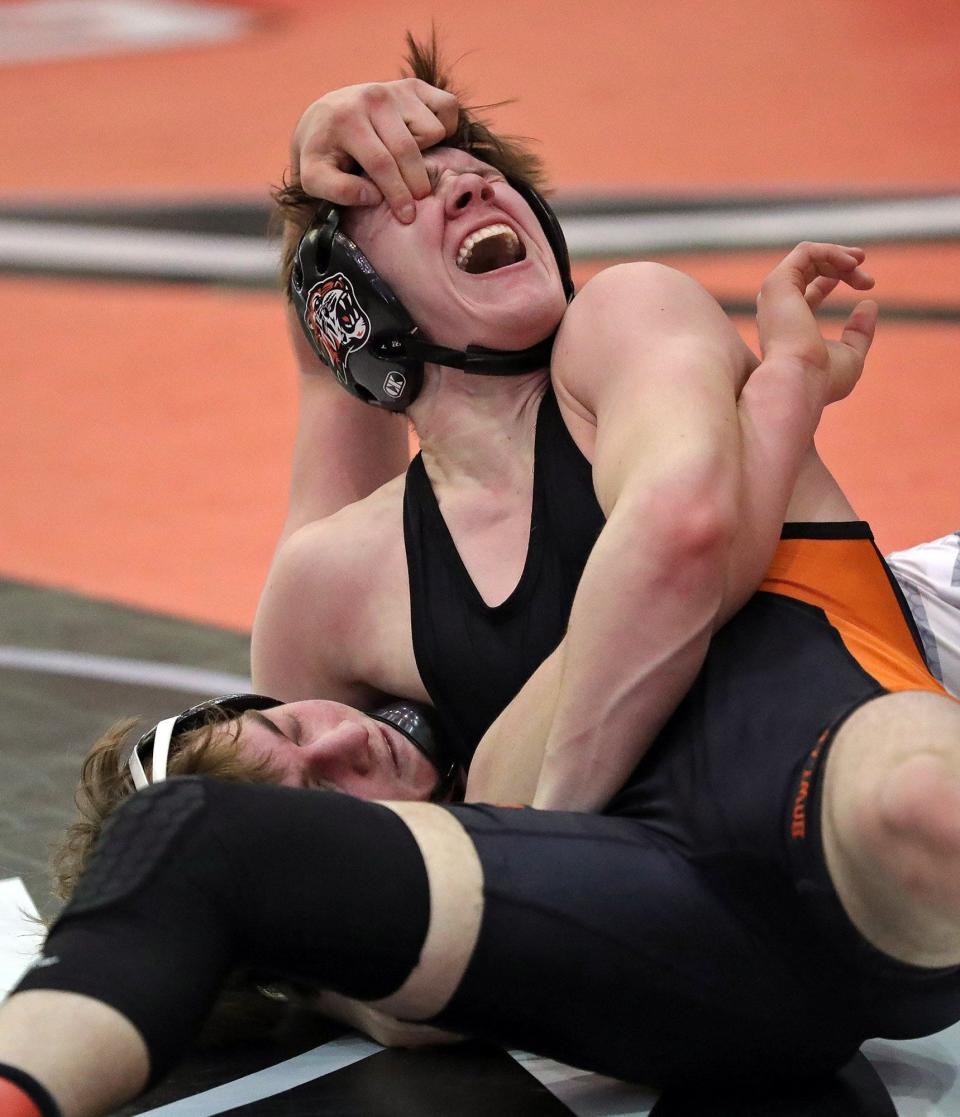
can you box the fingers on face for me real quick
[304,115,408,214]
[367,81,459,217]
[295,80,459,220]
[413,79,460,137]
[299,156,380,207]
[370,106,435,208]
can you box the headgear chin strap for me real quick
[128,694,459,797]
[290,177,574,411]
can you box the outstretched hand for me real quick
[757,242,879,404]
[291,78,460,222]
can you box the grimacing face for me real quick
[230,699,440,802]
[341,147,568,357]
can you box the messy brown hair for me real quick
[273,29,549,295]
[52,710,282,902]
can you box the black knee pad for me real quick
[17,779,431,1085]
[66,778,208,918]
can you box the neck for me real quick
[409,365,549,490]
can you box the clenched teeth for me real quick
[456,223,525,273]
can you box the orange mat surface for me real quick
[1,1,957,629]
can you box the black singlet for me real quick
[404,387,605,768]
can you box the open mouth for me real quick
[456,223,527,274]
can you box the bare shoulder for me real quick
[275,475,403,571]
[314,472,406,551]
[553,262,756,412]
[251,476,406,702]
[558,263,730,345]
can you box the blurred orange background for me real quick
[1,0,957,630]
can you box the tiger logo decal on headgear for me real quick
[305,273,371,383]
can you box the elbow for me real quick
[663,501,733,592]
[618,463,737,587]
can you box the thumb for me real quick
[840,299,879,362]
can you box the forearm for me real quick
[532,469,732,811]
[720,240,876,595]
[279,308,409,541]
[307,991,463,1048]
[466,645,565,804]
[719,356,830,613]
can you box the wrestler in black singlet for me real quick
[404,386,605,768]
[16,398,960,1096]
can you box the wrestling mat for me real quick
[1,580,959,1116]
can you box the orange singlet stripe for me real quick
[0,1080,45,1117]
[760,536,950,698]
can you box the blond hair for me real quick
[49,711,292,1043]
[52,710,282,903]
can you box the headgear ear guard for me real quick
[128,693,459,797]
[366,699,461,797]
[290,178,574,411]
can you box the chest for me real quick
[434,489,536,609]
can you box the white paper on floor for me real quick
[0,877,42,998]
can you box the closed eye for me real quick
[284,712,303,746]
[425,164,504,193]
[245,710,287,740]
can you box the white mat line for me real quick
[0,646,250,695]
[137,1035,383,1116]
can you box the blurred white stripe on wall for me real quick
[0,0,251,65]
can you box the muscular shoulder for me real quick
[565,262,728,336]
[251,475,406,702]
[277,475,402,576]
[552,262,755,416]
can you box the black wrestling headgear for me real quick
[128,693,280,790]
[128,693,458,796]
[366,699,459,795]
[290,179,574,411]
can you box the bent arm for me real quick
[472,249,874,811]
[534,263,748,810]
[470,264,748,806]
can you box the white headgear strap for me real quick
[129,715,179,790]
